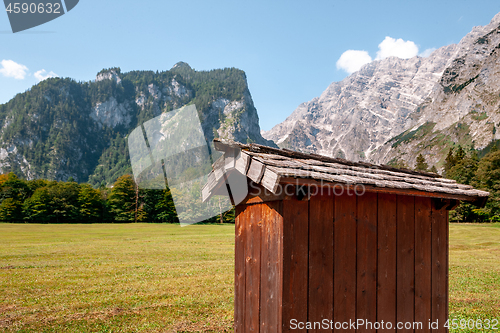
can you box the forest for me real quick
[411,144,500,222]
[0,172,234,223]
[2,142,500,223]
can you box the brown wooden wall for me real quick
[234,191,449,333]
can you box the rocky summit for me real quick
[263,12,500,170]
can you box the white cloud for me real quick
[336,50,373,74]
[34,69,58,82]
[419,48,437,58]
[375,36,419,60]
[336,37,430,74]
[0,59,29,80]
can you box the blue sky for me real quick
[1,0,500,131]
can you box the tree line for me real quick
[416,145,500,222]
[0,173,234,223]
[4,143,500,223]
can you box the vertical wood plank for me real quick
[235,205,247,333]
[282,197,309,332]
[397,195,415,333]
[377,193,397,333]
[245,204,262,332]
[415,197,432,333]
[446,211,449,331]
[431,203,448,333]
[260,201,283,333]
[309,192,334,333]
[357,192,377,333]
[334,193,357,333]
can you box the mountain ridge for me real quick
[263,11,500,169]
[0,63,274,184]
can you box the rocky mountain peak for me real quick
[96,67,122,84]
[263,42,456,161]
[171,62,192,71]
[263,11,500,171]
[374,11,500,169]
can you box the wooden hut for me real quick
[203,140,489,333]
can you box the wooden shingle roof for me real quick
[202,139,489,206]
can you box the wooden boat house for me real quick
[203,139,489,333]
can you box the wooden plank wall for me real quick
[235,192,449,333]
[235,201,284,333]
[309,192,334,333]
[282,198,309,332]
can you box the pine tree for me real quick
[455,145,466,161]
[78,184,103,221]
[444,148,456,175]
[415,154,428,172]
[108,175,136,221]
[429,165,438,174]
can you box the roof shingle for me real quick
[202,139,489,206]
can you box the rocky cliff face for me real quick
[373,12,500,168]
[264,12,500,169]
[263,45,456,161]
[0,63,273,184]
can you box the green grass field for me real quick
[0,223,499,332]
[448,223,500,332]
[0,224,235,332]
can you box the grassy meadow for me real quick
[0,224,235,332]
[0,223,499,332]
[448,223,500,332]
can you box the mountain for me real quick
[263,12,500,169]
[263,45,456,160]
[374,13,500,168]
[0,63,274,185]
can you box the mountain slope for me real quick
[374,12,500,168]
[263,45,455,161]
[0,63,274,184]
[263,12,500,168]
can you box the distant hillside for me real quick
[0,63,274,185]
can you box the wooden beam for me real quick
[261,166,281,193]
[282,198,309,332]
[240,182,287,205]
[235,151,251,175]
[377,193,397,333]
[260,201,283,333]
[356,192,377,333]
[308,192,334,332]
[396,195,415,333]
[234,206,247,332]
[414,196,432,333]
[247,159,265,183]
[278,177,486,206]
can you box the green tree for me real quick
[155,188,178,223]
[47,182,80,223]
[455,145,466,161]
[447,155,478,186]
[0,198,22,221]
[78,184,104,221]
[472,150,500,221]
[108,175,136,221]
[444,148,456,175]
[415,154,428,172]
[446,151,481,222]
[0,173,30,221]
[23,187,51,223]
